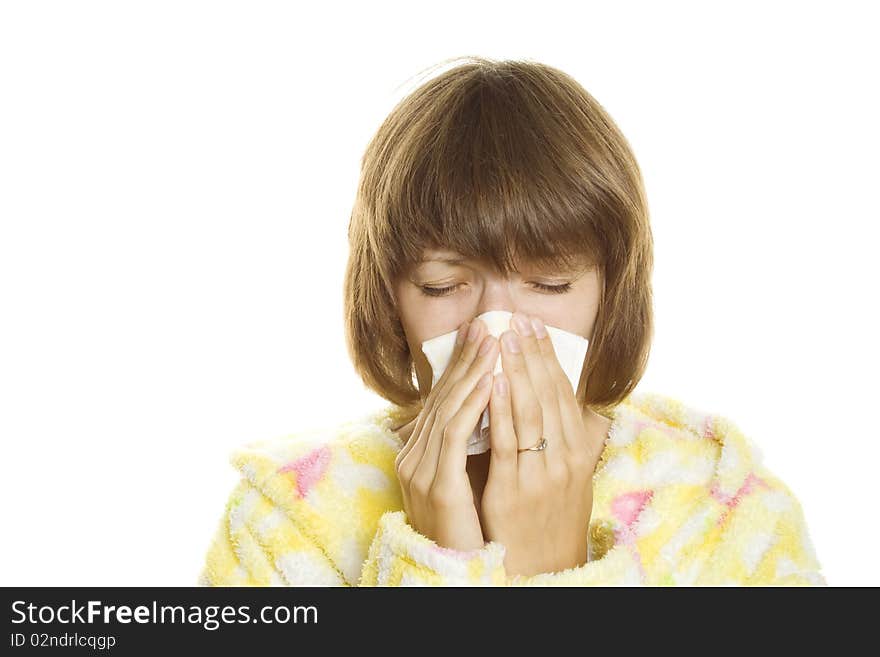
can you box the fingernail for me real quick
[467,320,482,342]
[512,312,532,336]
[479,335,495,356]
[494,373,508,396]
[502,331,521,353]
[530,316,547,339]
[456,321,469,345]
[478,371,492,388]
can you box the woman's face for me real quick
[393,248,603,399]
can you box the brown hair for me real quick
[343,56,653,420]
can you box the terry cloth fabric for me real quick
[197,389,827,586]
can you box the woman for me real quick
[198,56,826,586]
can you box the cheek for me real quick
[526,304,595,339]
[405,319,461,351]
[396,315,451,368]
[400,301,468,346]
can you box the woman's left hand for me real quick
[481,313,605,578]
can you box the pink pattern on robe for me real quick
[612,489,654,528]
[610,489,653,583]
[711,471,771,526]
[278,446,332,498]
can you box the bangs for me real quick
[371,62,620,280]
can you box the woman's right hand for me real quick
[393,317,500,551]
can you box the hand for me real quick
[481,313,604,577]
[394,317,500,552]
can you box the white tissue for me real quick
[420,309,590,455]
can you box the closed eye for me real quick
[419,282,572,297]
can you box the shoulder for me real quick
[600,388,769,497]
[595,389,823,584]
[228,404,409,495]
[595,388,794,546]
[222,403,411,583]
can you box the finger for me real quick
[486,372,517,490]
[395,413,429,490]
[435,368,495,485]
[418,333,500,487]
[511,313,568,463]
[400,318,481,469]
[499,326,544,457]
[530,315,591,456]
[427,317,486,403]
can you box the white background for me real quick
[1,1,877,586]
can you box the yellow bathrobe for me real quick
[198,389,826,586]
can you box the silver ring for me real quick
[518,437,547,453]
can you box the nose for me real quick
[474,276,518,318]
